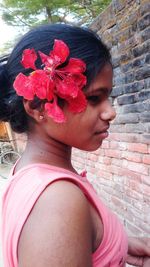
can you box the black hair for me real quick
[0,23,111,133]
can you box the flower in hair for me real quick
[13,39,87,123]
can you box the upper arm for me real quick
[18,180,93,267]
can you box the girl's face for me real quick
[43,63,116,151]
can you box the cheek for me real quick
[84,106,99,127]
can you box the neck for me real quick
[20,131,75,172]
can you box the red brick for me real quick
[98,190,111,203]
[73,161,84,169]
[132,199,144,210]
[123,161,149,175]
[97,170,113,179]
[118,142,127,151]
[93,148,101,155]
[94,162,106,171]
[128,180,141,192]
[107,133,122,141]
[140,135,150,145]
[126,222,144,235]
[109,141,118,149]
[101,140,109,149]
[86,160,95,167]
[104,149,121,158]
[107,164,123,176]
[141,175,150,186]
[122,151,142,163]
[88,167,97,174]
[97,178,112,188]
[142,205,150,216]
[112,188,123,200]
[111,196,125,210]
[135,221,150,234]
[103,157,112,165]
[143,194,150,204]
[114,182,125,193]
[72,148,80,156]
[142,155,150,164]
[97,149,105,156]
[111,158,122,167]
[96,156,104,163]
[123,195,132,205]
[128,143,148,153]
[109,141,127,150]
[88,154,98,161]
[103,186,114,196]
[126,205,143,220]
[142,184,150,196]
[121,168,142,180]
[124,187,143,201]
[108,133,141,143]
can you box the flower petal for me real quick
[13,73,34,100]
[50,39,69,65]
[45,98,66,123]
[21,48,37,70]
[47,78,55,101]
[70,73,87,89]
[56,76,79,99]
[30,70,54,101]
[60,58,86,73]
[38,51,55,70]
[68,90,87,113]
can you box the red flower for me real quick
[55,76,79,99]
[60,58,86,73]
[13,73,35,100]
[68,90,87,113]
[70,73,87,89]
[13,39,87,123]
[50,39,69,66]
[45,98,66,123]
[30,70,54,101]
[38,39,69,71]
[21,48,37,70]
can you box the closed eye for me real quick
[86,95,102,105]
[86,87,112,105]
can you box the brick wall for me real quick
[72,0,150,236]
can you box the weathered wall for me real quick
[72,0,150,236]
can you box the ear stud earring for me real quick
[39,115,44,120]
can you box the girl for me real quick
[1,23,150,267]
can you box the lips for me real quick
[95,125,110,135]
[94,130,109,140]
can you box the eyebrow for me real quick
[85,87,112,96]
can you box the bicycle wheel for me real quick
[1,151,20,165]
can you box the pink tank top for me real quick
[2,164,128,267]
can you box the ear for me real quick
[23,100,45,123]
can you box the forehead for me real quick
[86,64,113,93]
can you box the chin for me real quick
[83,141,103,152]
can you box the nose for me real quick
[100,100,116,122]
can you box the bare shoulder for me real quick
[18,180,93,267]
